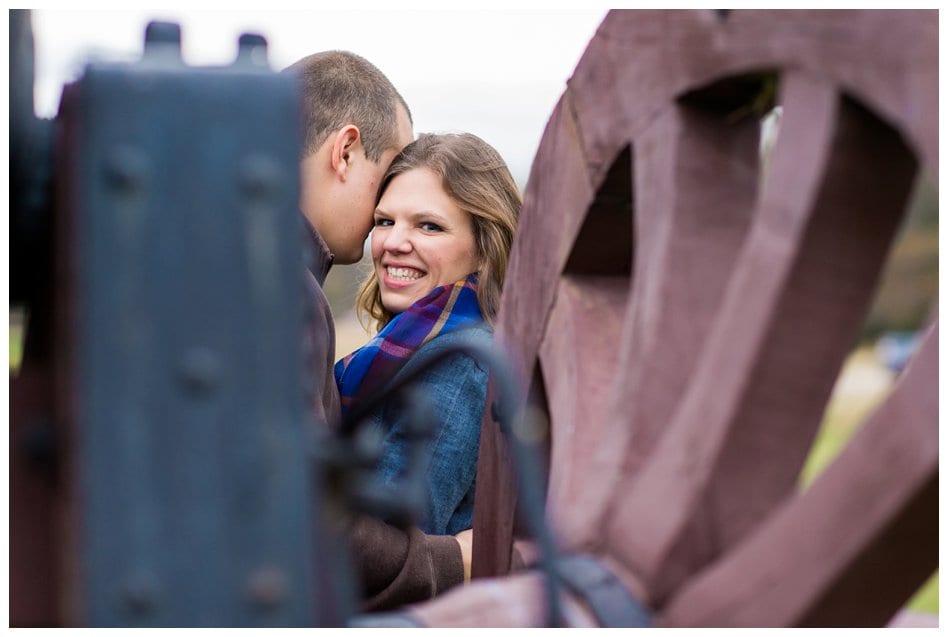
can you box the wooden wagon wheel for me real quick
[406,10,937,627]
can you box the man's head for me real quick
[287,51,414,264]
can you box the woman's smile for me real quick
[384,265,426,283]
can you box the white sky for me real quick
[29,8,616,186]
[30,5,936,184]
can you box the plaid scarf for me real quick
[334,274,483,420]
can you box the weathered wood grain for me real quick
[606,71,918,604]
[569,93,761,552]
[541,275,628,546]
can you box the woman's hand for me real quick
[455,528,474,582]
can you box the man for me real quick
[285,51,472,612]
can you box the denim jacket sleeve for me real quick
[369,326,491,535]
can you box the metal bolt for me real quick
[120,574,159,617]
[491,400,501,423]
[144,21,182,61]
[240,155,281,202]
[236,33,269,68]
[246,566,287,610]
[22,418,55,464]
[105,147,148,195]
[178,347,221,396]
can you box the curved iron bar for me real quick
[345,386,439,527]
[338,336,563,627]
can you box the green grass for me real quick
[908,573,939,614]
[9,310,25,374]
[799,391,884,486]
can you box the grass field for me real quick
[9,309,25,374]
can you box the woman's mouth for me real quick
[385,266,425,282]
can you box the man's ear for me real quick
[330,125,361,181]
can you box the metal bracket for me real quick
[555,555,651,627]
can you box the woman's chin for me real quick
[381,292,413,315]
[380,278,431,313]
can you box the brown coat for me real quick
[304,222,464,613]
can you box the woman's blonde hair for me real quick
[356,133,521,332]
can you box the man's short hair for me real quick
[286,50,412,163]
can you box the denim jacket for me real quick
[367,325,491,535]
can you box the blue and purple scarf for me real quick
[334,274,483,419]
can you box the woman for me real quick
[334,133,520,536]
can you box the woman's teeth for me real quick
[387,266,423,281]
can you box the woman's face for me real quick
[372,167,479,314]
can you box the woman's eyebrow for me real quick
[410,209,450,223]
[373,208,452,223]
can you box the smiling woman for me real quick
[372,167,480,315]
[356,133,521,331]
[334,133,520,541]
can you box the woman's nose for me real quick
[381,224,412,253]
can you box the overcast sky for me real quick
[30,8,615,186]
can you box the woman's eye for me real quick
[374,218,393,227]
[420,222,443,232]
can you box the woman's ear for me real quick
[330,125,361,180]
